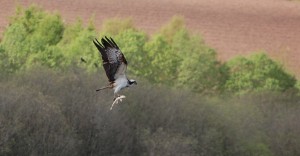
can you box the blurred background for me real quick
[1,0,300,155]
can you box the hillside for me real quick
[1,0,300,76]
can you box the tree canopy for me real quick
[0,5,297,95]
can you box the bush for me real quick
[1,5,64,71]
[144,34,175,84]
[176,34,227,94]
[58,20,97,70]
[1,67,300,155]
[225,53,296,94]
[143,17,227,93]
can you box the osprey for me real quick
[93,37,137,109]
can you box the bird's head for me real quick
[128,79,137,86]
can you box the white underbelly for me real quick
[113,75,128,94]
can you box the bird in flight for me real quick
[93,37,137,109]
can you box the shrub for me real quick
[143,16,227,93]
[176,34,227,94]
[58,20,97,70]
[1,5,64,71]
[1,66,300,155]
[225,53,296,94]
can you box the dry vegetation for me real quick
[1,67,300,155]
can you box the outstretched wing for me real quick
[93,36,127,82]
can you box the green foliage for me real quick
[144,16,186,85]
[0,5,298,97]
[225,53,296,94]
[144,34,175,84]
[0,5,99,72]
[25,45,64,69]
[59,20,97,70]
[143,17,227,92]
[1,17,29,72]
[0,45,8,77]
[114,29,148,76]
[1,5,64,71]
[159,15,185,43]
[176,34,227,94]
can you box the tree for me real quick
[225,53,296,94]
[1,5,64,71]
[58,20,97,70]
[159,15,185,44]
[144,34,177,84]
[172,28,227,94]
[114,29,148,76]
[176,43,227,94]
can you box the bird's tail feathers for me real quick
[96,85,112,91]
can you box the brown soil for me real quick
[1,0,300,77]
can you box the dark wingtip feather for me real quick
[105,36,116,48]
[95,38,103,47]
[93,38,109,62]
[101,36,119,49]
[93,40,102,52]
[110,37,120,49]
[101,37,112,48]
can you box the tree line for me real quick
[0,5,297,95]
